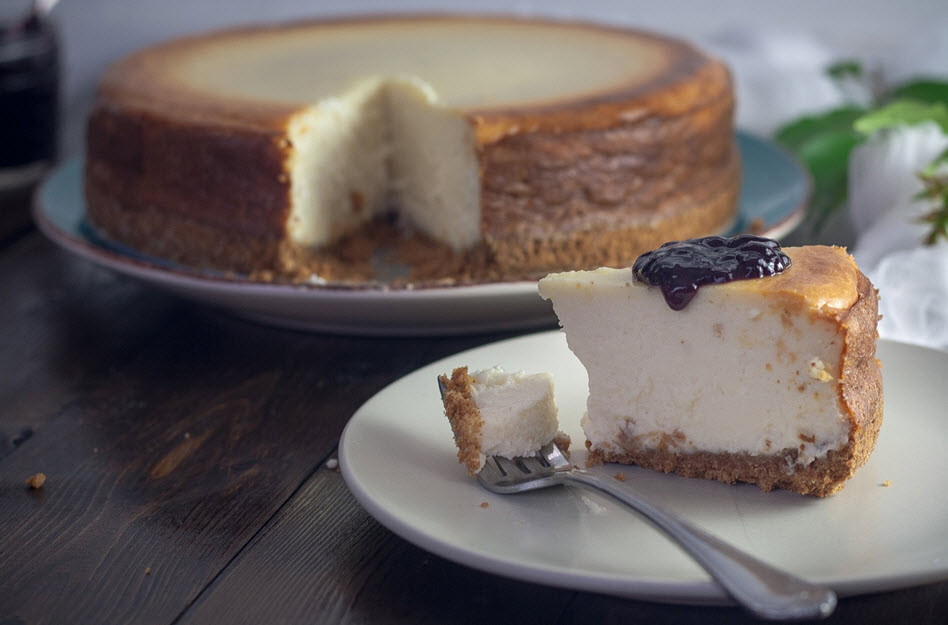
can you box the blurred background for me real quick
[44,0,945,157]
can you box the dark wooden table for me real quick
[0,189,945,625]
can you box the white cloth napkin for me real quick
[849,124,948,351]
[703,29,948,351]
[701,29,867,138]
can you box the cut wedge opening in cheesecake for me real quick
[285,77,481,252]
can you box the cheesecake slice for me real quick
[538,238,883,496]
[85,15,739,283]
[440,366,570,476]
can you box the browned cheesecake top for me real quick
[94,14,731,142]
[726,246,861,315]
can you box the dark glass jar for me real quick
[0,10,60,190]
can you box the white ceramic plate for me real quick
[340,333,948,603]
[34,132,806,336]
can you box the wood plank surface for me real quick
[0,233,509,625]
[0,318,334,623]
[0,236,180,461]
[180,461,573,624]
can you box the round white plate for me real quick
[340,332,948,603]
[34,132,807,336]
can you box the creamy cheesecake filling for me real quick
[285,77,480,250]
[385,78,480,250]
[286,79,390,246]
[539,266,852,467]
[468,367,560,464]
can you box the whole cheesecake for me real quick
[85,15,740,284]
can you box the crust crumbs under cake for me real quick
[538,241,883,497]
[84,15,739,285]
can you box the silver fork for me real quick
[439,367,836,620]
[476,443,836,620]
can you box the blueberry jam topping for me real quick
[632,235,791,311]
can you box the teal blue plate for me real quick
[33,132,808,335]
[733,131,809,238]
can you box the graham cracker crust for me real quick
[439,367,485,476]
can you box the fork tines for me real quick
[484,442,567,477]
[489,453,548,477]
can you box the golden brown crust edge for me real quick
[96,14,731,139]
[479,86,739,277]
[835,268,884,488]
[439,367,485,476]
[484,151,739,277]
[588,264,883,497]
[84,103,739,281]
[84,102,294,236]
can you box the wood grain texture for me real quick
[0,232,512,625]
[179,461,573,625]
[0,316,494,624]
[0,234,180,461]
[0,321,327,624]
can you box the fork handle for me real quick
[560,471,837,621]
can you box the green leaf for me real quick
[775,107,870,233]
[794,130,866,229]
[774,73,948,238]
[827,59,864,81]
[775,106,866,151]
[887,79,948,105]
[853,99,948,135]
[797,130,865,179]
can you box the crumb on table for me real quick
[25,473,46,489]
